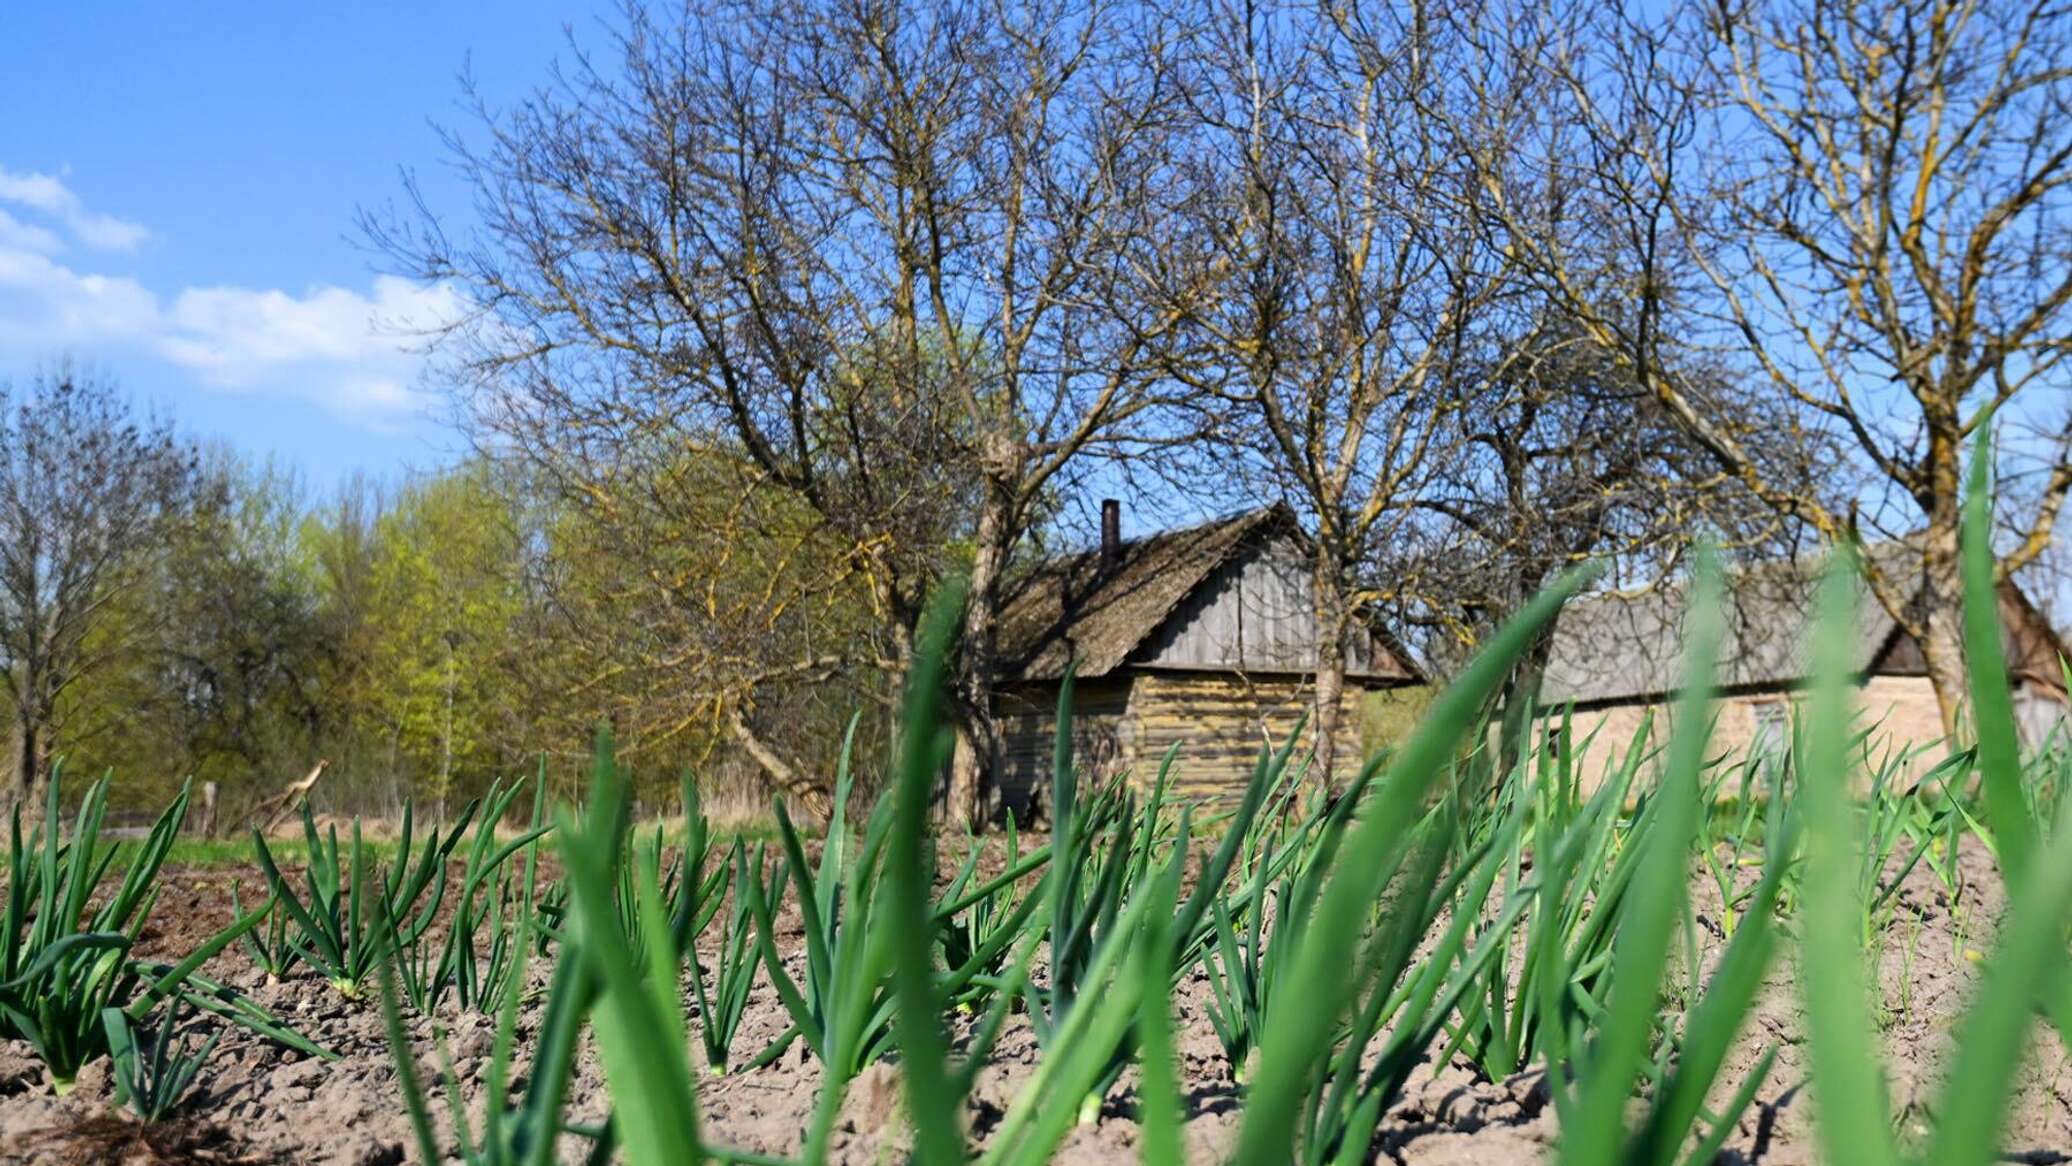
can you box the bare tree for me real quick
[1403,339,1669,642]
[1485,0,2072,734]
[368,0,1202,822]
[0,365,197,810]
[1387,320,1805,720]
[1163,0,1527,778]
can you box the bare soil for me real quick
[4,837,2068,1165]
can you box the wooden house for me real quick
[988,502,1422,813]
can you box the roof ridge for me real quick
[1040,501,1286,563]
[1562,537,1926,613]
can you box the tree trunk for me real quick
[725,706,833,821]
[877,580,920,770]
[946,731,986,828]
[945,486,1011,829]
[11,702,46,813]
[1494,636,1556,787]
[1311,547,1351,788]
[1914,526,1973,745]
[3,718,24,815]
[1493,567,1557,787]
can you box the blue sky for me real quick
[0,2,609,488]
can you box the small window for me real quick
[1749,700,1789,759]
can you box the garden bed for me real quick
[6,833,2065,1166]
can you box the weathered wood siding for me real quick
[1132,542,1400,679]
[993,675,1135,815]
[994,669,1378,811]
[1127,671,1365,802]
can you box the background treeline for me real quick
[2,368,897,819]
[7,0,2072,820]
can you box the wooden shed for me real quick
[1534,543,2072,790]
[989,503,1422,812]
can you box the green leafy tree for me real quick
[360,466,529,816]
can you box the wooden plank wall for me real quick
[1135,541,1398,678]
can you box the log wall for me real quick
[993,675,1135,816]
[993,668,1395,817]
[1126,670,1364,802]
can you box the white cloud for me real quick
[0,248,159,350]
[157,276,466,413]
[0,168,149,252]
[0,208,64,256]
[162,277,462,370]
[0,166,460,422]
